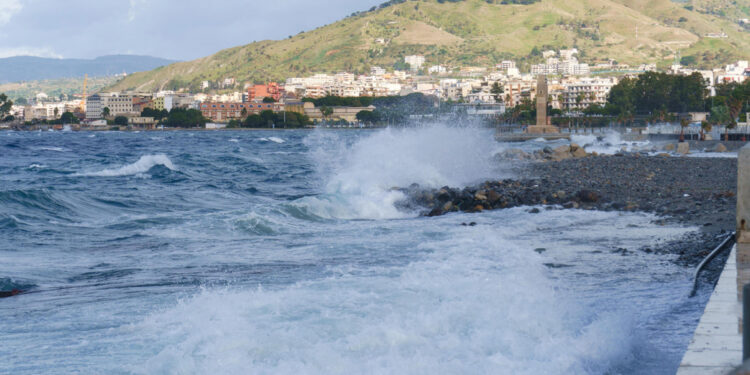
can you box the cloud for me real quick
[0,0,23,25]
[128,0,148,22]
[0,46,62,59]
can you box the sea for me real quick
[0,126,716,374]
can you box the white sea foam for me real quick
[268,137,285,143]
[36,146,68,152]
[78,155,176,177]
[228,138,239,143]
[126,209,690,374]
[569,132,652,155]
[27,164,46,170]
[294,125,502,220]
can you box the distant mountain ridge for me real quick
[0,55,176,84]
[108,0,750,92]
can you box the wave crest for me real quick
[295,125,502,220]
[79,155,177,177]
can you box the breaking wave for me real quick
[292,125,502,220]
[78,155,177,177]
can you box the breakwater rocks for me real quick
[500,143,590,162]
[403,155,737,234]
[400,155,737,268]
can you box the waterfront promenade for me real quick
[678,144,750,374]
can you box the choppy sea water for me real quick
[0,127,712,374]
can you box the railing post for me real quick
[745,283,750,361]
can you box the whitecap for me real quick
[77,155,176,177]
[268,137,285,144]
[36,146,68,152]
[229,139,239,143]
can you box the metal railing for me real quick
[689,232,735,297]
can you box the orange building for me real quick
[199,101,280,122]
[247,82,282,102]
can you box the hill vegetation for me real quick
[108,0,750,92]
[0,76,120,102]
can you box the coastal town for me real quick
[4,49,750,130]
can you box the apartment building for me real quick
[199,101,279,122]
[561,77,618,111]
[86,94,103,120]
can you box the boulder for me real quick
[551,151,572,162]
[487,190,501,204]
[572,147,587,158]
[657,153,671,157]
[474,191,488,201]
[676,142,689,155]
[554,145,571,154]
[664,143,676,151]
[502,148,529,160]
[442,202,454,212]
[714,143,728,153]
[576,190,600,203]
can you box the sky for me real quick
[0,0,383,60]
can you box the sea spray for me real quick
[294,125,504,219]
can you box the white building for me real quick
[86,94,103,120]
[370,66,386,76]
[531,51,590,76]
[561,77,618,111]
[103,93,135,116]
[428,65,447,74]
[405,55,425,71]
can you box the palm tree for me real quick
[491,82,504,103]
[679,118,689,142]
[102,107,111,118]
[700,120,712,141]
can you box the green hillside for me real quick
[108,0,750,92]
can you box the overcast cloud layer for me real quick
[0,0,382,60]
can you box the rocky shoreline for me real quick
[400,153,738,278]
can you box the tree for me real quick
[356,110,380,123]
[0,93,13,119]
[244,114,264,128]
[102,107,111,118]
[60,111,79,124]
[700,120,712,141]
[53,107,59,119]
[679,118,689,142]
[260,110,275,127]
[710,105,731,140]
[490,82,504,103]
[320,106,334,120]
[163,108,207,128]
[114,116,128,126]
[240,108,248,118]
[262,97,276,103]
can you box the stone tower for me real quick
[525,75,559,135]
[536,75,548,126]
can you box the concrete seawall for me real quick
[678,144,750,374]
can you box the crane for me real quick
[79,74,88,113]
